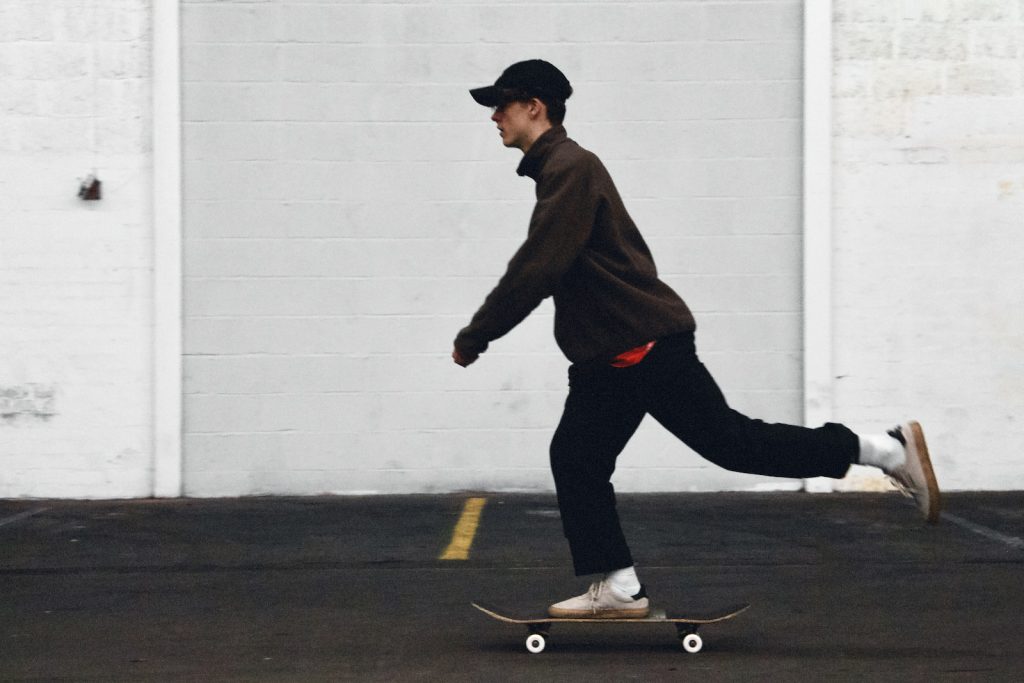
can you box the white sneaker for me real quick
[885,421,941,524]
[548,580,650,619]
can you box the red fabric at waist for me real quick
[610,341,656,368]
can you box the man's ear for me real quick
[529,97,548,121]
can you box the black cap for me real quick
[469,60,573,108]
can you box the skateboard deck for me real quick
[472,601,750,653]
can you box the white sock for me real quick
[857,433,905,472]
[605,566,641,597]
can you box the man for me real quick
[452,60,941,619]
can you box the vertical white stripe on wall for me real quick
[802,0,835,493]
[152,0,183,497]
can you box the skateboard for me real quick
[472,601,750,654]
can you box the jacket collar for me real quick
[516,125,567,179]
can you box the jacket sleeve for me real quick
[454,156,599,357]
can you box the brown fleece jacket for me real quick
[454,125,696,364]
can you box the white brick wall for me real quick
[8,1,1019,498]
[832,0,1024,490]
[182,0,806,495]
[0,0,153,498]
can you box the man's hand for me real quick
[452,347,479,368]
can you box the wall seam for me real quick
[152,0,184,497]
[803,0,835,493]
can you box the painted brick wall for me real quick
[182,0,806,495]
[6,2,1022,498]
[832,0,1024,489]
[0,1,153,497]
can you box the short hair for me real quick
[498,89,568,126]
[540,95,567,125]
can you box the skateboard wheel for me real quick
[525,633,546,654]
[681,633,703,654]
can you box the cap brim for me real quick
[469,85,502,107]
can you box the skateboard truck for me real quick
[525,624,550,654]
[674,623,703,654]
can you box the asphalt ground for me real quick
[2,492,1023,681]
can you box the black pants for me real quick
[550,331,858,576]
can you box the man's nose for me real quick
[491,110,501,123]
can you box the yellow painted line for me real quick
[439,497,487,560]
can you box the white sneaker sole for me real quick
[899,420,941,524]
